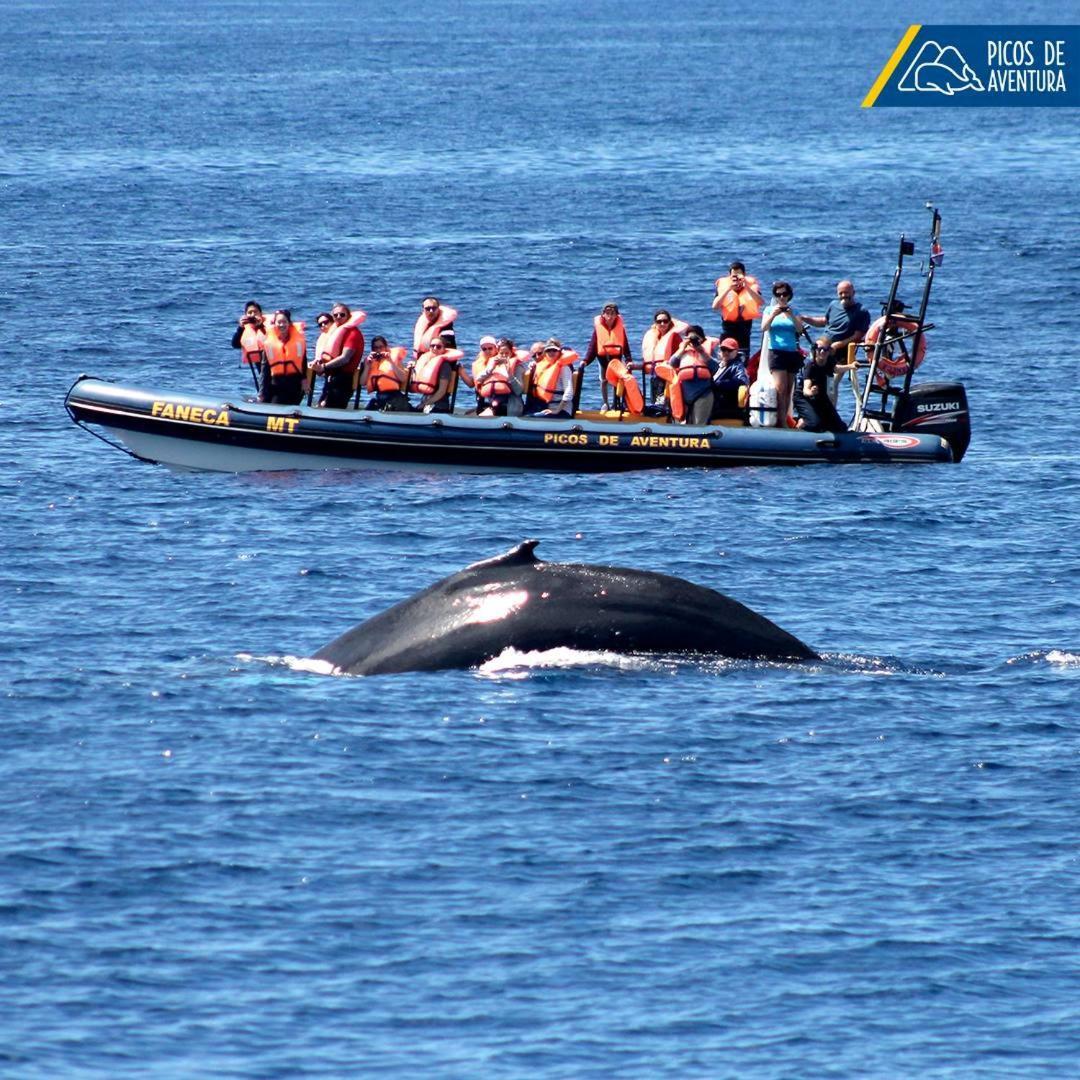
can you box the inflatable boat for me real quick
[65,375,967,472]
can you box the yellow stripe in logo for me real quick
[863,24,922,108]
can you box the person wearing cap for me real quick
[524,338,580,418]
[711,261,764,356]
[413,296,458,357]
[460,335,499,398]
[584,302,632,410]
[711,337,750,420]
[802,280,871,367]
[794,338,854,433]
[475,337,529,416]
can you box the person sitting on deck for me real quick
[584,302,632,410]
[475,337,528,416]
[711,337,750,420]
[411,333,464,413]
[523,339,579,418]
[312,303,366,408]
[655,326,716,425]
[794,338,854,433]
[261,310,307,406]
[413,296,459,356]
[361,336,411,412]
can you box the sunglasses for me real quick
[423,305,438,312]
[332,311,348,319]
[430,342,445,349]
[655,317,671,324]
[774,292,791,299]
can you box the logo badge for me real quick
[865,25,1077,106]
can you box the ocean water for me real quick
[3,0,1079,1076]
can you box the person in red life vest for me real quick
[641,309,689,404]
[524,338,580,418]
[410,333,465,413]
[711,337,750,420]
[655,326,717,425]
[312,302,366,408]
[476,337,528,416]
[360,336,411,412]
[711,261,763,358]
[231,300,269,399]
[413,296,458,357]
[261,310,307,405]
[584,302,632,409]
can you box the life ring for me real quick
[865,316,927,379]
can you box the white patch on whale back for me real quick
[463,588,530,625]
[477,646,654,678]
[238,652,340,675]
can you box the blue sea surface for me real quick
[2,0,1079,1076]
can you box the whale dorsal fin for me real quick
[464,539,541,573]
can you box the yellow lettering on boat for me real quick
[542,432,587,446]
[599,435,619,446]
[629,436,708,450]
[174,405,191,421]
[157,403,175,419]
[266,416,299,434]
[152,401,166,417]
[213,409,230,426]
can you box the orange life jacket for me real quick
[715,275,762,321]
[865,315,927,378]
[530,350,578,402]
[314,329,334,365]
[239,323,266,366]
[263,323,306,378]
[594,315,629,358]
[478,360,515,399]
[325,310,367,373]
[641,320,687,373]
[410,348,463,395]
[413,304,459,355]
[604,357,644,414]
[366,347,409,393]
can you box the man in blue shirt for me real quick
[804,280,871,366]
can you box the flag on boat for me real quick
[930,240,944,266]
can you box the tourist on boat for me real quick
[312,312,334,367]
[711,337,750,420]
[524,339,579,418]
[794,339,853,433]
[641,310,688,404]
[313,303,366,408]
[413,296,458,356]
[711,261,763,357]
[361,336,411,412]
[411,334,464,413]
[760,282,807,428]
[584,302,632,410]
[802,280,871,367]
[260,310,307,405]
[655,326,716,425]
[231,300,268,400]
[476,337,527,416]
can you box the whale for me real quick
[310,540,816,675]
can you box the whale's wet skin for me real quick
[311,540,816,675]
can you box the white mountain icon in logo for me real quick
[898,40,985,95]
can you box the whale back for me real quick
[311,540,816,675]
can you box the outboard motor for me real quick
[893,381,971,462]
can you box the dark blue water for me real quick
[3,1,1079,1075]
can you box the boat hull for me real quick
[65,377,957,473]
